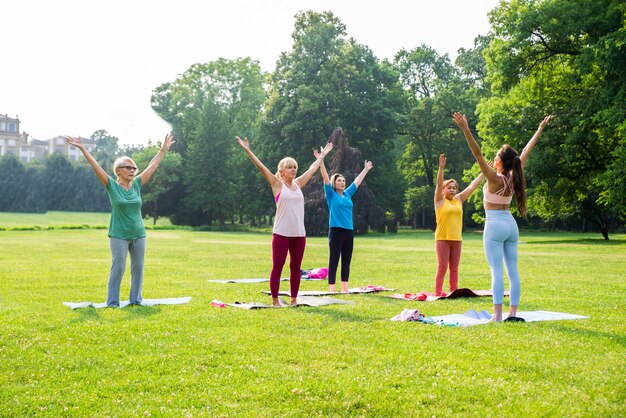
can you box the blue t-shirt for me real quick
[324,182,358,230]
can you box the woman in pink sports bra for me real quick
[236,136,333,306]
[453,112,553,322]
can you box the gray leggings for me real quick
[107,237,146,306]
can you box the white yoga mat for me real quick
[214,296,355,309]
[208,278,289,283]
[263,286,394,296]
[429,309,589,327]
[63,297,192,310]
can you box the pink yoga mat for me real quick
[391,288,509,302]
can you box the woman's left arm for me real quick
[456,173,485,203]
[353,160,373,187]
[138,133,175,186]
[520,115,553,168]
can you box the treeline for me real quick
[2,1,625,238]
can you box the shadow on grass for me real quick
[551,323,626,347]
[295,294,401,323]
[525,238,626,245]
[67,307,106,325]
[123,304,162,319]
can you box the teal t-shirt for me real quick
[106,176,146,240]
[324,182,358,230]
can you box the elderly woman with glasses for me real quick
[66,133,175,307]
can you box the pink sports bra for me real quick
[483,173,513,205]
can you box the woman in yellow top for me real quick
[433,154,484,296]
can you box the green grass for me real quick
[0,211,172,229]
[0,226,624,417]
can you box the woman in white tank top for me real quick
[236,136,333,306]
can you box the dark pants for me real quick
[327,227,354,285]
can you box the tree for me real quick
[260,11,403,229]
[481,0,626,238]
[132,146,183,225]
[394,43,487,228]
[151,58,266,226]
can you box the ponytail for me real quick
[511,155,527,217]
[499,145,527,217]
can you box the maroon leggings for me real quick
[435,240,462,293]
[270,234,306,298]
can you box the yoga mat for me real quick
[214,296,355,309]
[63,297,192,310]
[263,286,394,296]
[391,288,509,302]
[208,278,289,283]
[399,309,589,327]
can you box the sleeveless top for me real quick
[273,182,306,237]
[483,173,513,205]
[435,197,463,241]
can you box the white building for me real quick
[0,114,95,163]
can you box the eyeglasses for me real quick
[119,165,137,171]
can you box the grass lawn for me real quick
[0,226,624,416]
[0,211,171,228]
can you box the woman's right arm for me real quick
[235,136,281,195]
[452,112,499,184]
[434,153,445,206]
[66,136,108,186]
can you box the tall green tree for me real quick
[151,58,266,225]
[260,11,404,230]
[132,146,183,225]
[394,43,487,228]
[481,0,626,238]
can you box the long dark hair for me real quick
[498,144,527,216]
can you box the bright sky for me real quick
[1,0,500,146]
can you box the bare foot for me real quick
[341,283,349,293]
[272,297,281,307]
[290,297,298,306]
[329,284,336,293]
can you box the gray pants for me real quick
[107,237,146,307]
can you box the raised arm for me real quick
[456,172,485,203]
[235,136,281,195]
[434,153,446,205]
[452,112,499,184]
[138,133,175,186]
[520,115,553,168]
[314,148,330,185]
[296,142,333,188]
[353,160,373,188]
[66,136,108,186]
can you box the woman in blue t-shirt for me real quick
[317,153,373,293]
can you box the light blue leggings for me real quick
[483,210,520,305]
[107,237,146,307]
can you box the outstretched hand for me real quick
[439,153,446,167]
[162,133,175,151]
[65,136,84,149]
[539,114,554,129]
[364,160,373,171]
[320,142,333,158]
[235,136,250,150]
[452,112,470,131]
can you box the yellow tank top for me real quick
[435,197,463,241]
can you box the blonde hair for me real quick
[330,173,345,191]
[442,179,458,189]
[112,156,138,180]
[275,157,298,181]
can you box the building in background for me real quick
[0,114,95,162]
